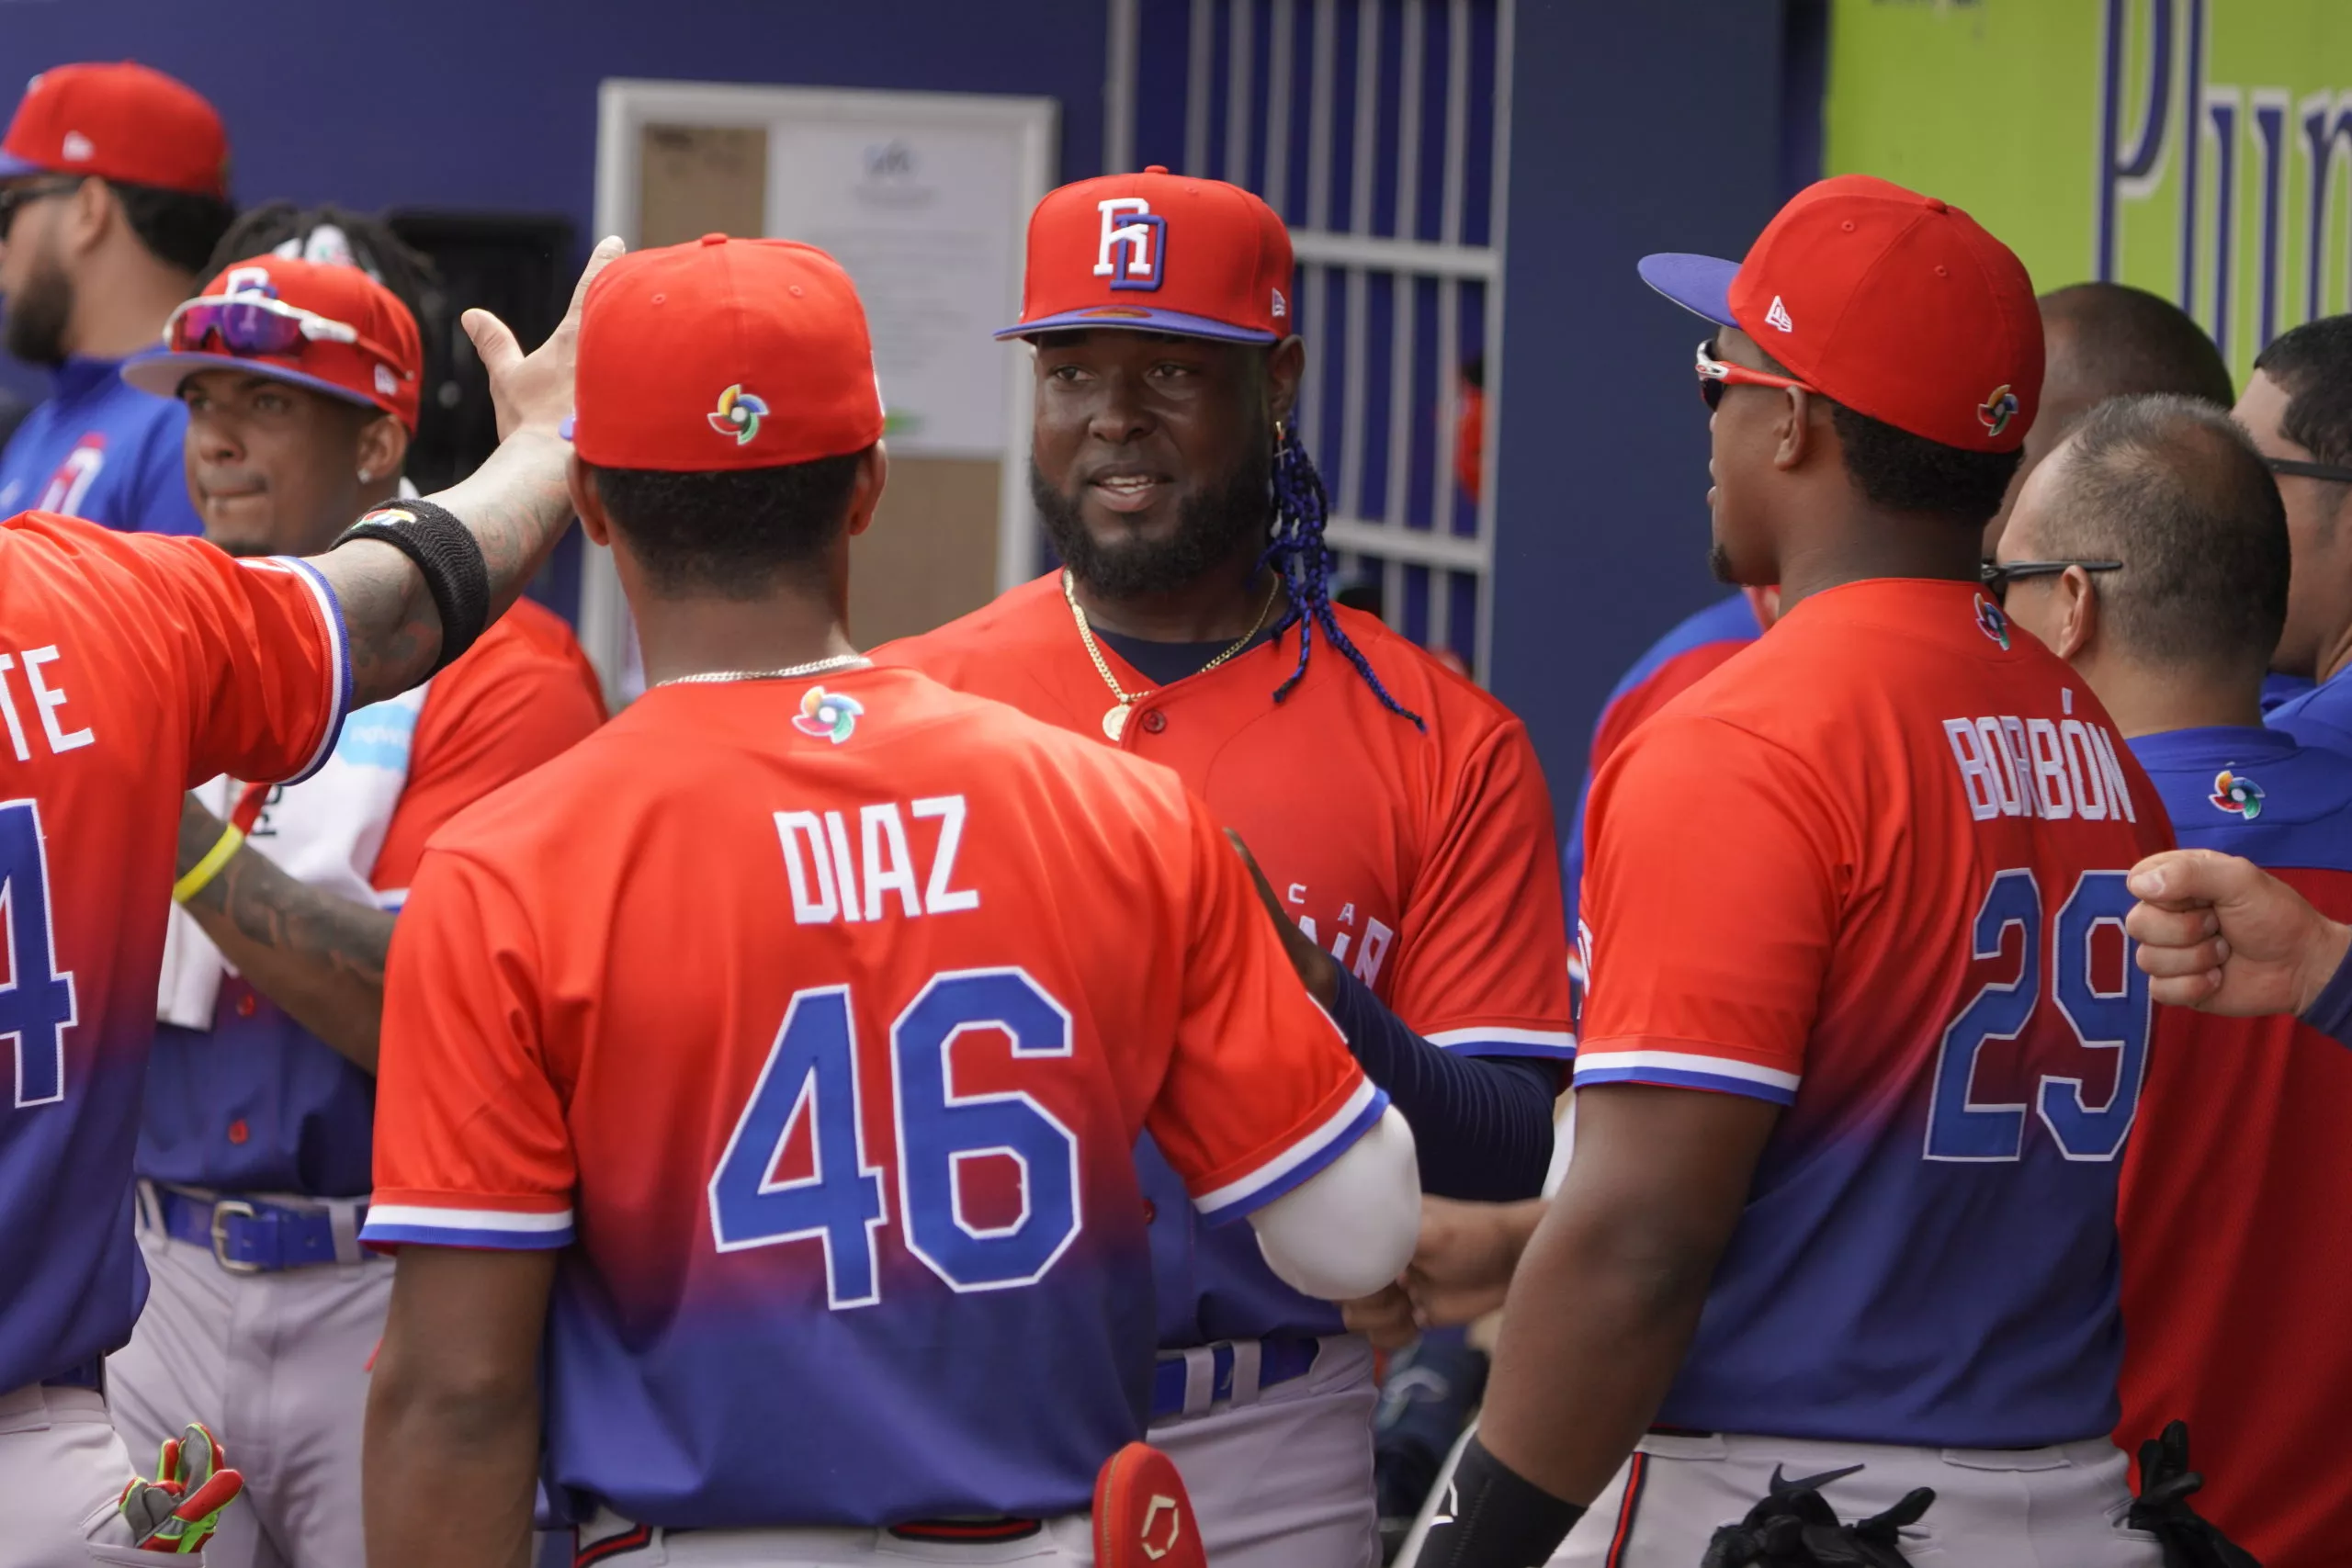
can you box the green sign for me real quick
[1826,0,2352,380]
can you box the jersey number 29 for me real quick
[1926,868,2149,1162]
[0,800,77,1109]
[707,968,1080,1308]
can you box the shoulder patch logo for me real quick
[1765,295,1794,333]
[707,384,768,446]
[1973,592,2010,650]
[2211,768,2265,820]
[1978,383,2019,438]
[792,686,865,744]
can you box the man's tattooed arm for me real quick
[313,236,621,710]
[175,794,394,1074]
[317,432,578,710]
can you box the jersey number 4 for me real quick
[0,801,76,1109]
[707,968,1080,1308]
[1926,868,2148,1162]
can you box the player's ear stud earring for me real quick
[356,469,372,483]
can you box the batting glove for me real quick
[116,1423,244,1554]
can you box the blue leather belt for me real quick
[155,1187,364,1273]
[1150,1335,1320,1420]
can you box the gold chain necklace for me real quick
[1062,569,1281,741]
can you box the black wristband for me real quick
[332,500,492,675]
[1412,1435,1587,1568]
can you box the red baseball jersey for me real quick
[878,574,1573,1343]
[1576,578,2171,1447]
[360,666,1384,1528]
[0,512,346,1393]
[2117,726,2352,1568]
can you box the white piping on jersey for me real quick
[363,1203,572,1235]
[1571,1049,1800,1093]
[1193,1075,1383,1221]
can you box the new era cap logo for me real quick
[1272,288,1287,319]
[375,364,401,398]
[1093,197,1167,293]
[1765,296,1794,333]
[61,130,94,162]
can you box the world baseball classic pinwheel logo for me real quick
[707,384,768,446]
[2211,768,2265,820]
[1978,383,2020,439]
[792,686,864,744]
[1973,592,2011,650]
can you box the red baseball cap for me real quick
[1638,175,2042,453]
[571,235,886,471]
[0,62,229,199]
[122,255,424,431]
[998,166,1294,344]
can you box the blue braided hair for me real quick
[1258,421,1425,729]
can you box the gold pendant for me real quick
[1102,701,1133,741]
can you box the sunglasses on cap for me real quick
[162,290,413,379]
[0,177,82,238]
[1695,338,1821,412]
[2264,455,2352,485]
[1980,558,2122,605]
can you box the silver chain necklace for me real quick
[653,652,872,689]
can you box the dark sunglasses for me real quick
[2264,456,2352,485]
[0,178,81,237]
[1981,558,2123,604]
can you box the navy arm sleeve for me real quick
[2300,942,2352,1048]
[1328,965,1555,1200]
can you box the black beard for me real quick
[3,248,72,369]
[1708,538,1736,584]
[1033,446,1273,600]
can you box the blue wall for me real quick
[1487,0,1796,830]
[0,0,1107,399]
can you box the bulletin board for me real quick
[585,80,1058,700]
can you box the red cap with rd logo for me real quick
[999,166,1295,344]
[571,235,887,471]
[1638,175,2043,454]
[0,62,229,199]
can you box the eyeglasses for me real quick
[2263,456,2352,485]
[1980,558,2123,604]
[162,290,412,380]
[0,178,81,239]
[1695,339,1821,412]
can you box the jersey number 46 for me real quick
[0,800,77,1110]
[1926,868,2149,1162]
[707,968,1080,1308]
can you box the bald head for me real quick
[2009,394,2286,682]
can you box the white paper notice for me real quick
[768,123,1030,458]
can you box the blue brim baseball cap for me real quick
[994,305,1277,344]
[0,151,49,179]
[1636,253,1741,330]
[119,348,383,414]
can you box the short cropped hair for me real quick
[1754,343,2022,526]
[2253,313,2352,470]
[583,452,869,598]
[113,181,234,276]
[2040,283,2234,409]
[2033,393,2288,677]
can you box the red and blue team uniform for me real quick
[882,582,1574,1354]
[0,358,205,535]
[137,603,603,1201]
[0,513,346,1395]
[1563,592,1763,936]
[1576,580,2170,1445]
[2119,726,2352,1568]
[359,666,1385,1529]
